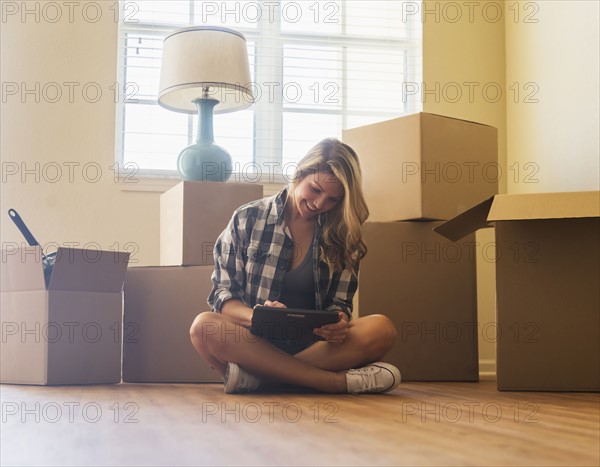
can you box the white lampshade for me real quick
[158,26,254,114]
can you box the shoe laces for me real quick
[352,366,382,392]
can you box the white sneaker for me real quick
[223,362,261,394]
[345,362,401,394]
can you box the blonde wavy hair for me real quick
[289,138,369,272]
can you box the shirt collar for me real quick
[266,187,288,225]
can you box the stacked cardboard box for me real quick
[122,181,262,383]
[343,112,498,381]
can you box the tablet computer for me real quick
[251,306,339,344]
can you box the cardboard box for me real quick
[160,181,263,266]
[435,191,600,391]
[0,246,130,385]
[342,112,498,221]
[123,265,221,383]
[359,221,479,381]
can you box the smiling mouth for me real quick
[305,200,318,212]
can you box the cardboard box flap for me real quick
[0,246,46,292]
[49,248,130,292]
[488,191,600,221]
[433,197,495,241]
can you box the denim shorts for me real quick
[270,338,315,355]
[246,323,319,355]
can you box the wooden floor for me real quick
[1,376,598,466]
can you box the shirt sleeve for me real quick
[323,263,359,321]
[207,211,247,312]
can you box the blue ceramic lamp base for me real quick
[177,142,232,182]
[177,97,232,182]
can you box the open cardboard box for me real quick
[343,112,498,221]
[1,246,130,385]
[435,191,600,391]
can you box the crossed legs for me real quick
[189,312,397,393]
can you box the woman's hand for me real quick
[313,312,349,344]
[263,300,287,308]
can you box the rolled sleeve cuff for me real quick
[211,290,234,313]
[325,304,353,321]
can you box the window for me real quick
[115,0,422,183]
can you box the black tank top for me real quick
[278,247,316,309]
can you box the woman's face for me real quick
[293,170,344,220]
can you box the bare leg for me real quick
[294,314,397,371]
[190,312,396,393]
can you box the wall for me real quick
[506,0,600,193]
[0,2,160,266]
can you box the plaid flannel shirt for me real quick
[207,188,357,320]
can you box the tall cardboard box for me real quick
[160,181,262,266]
[123,265,221,383]
[359,222,479,381]
[343,112,498,221]
[1,247,130,385]
[435,191,600,391]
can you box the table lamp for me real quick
[158,26,254,181]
